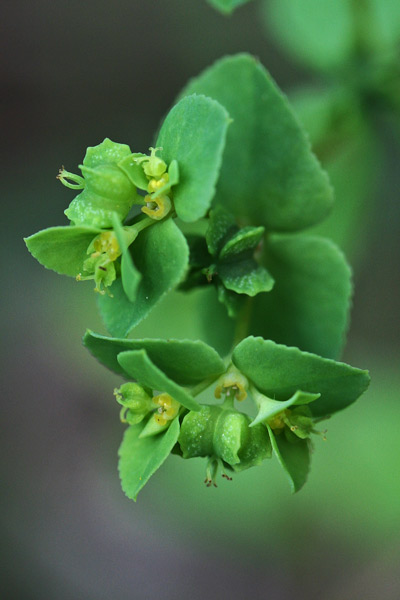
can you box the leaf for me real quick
[83,330,226,385]
[250,390,320,427]
[267,425,311,493]
[118,417,180,501]
[97,218,189,337]
[180,54,333,231]
[24,225,101,276]
[117,349,200,411]
[217,284,245,318]
[250,234,352,359]
[232,337,370,417]
[111,213,141,303]
[207,0,253,14]
[156,94,230,222]
[206,206,237,257]
[263,0,355,72]
[219,226,264,260]
[219,261,274,295]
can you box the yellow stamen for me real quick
[214,368,249,402]
[93,231,121,261]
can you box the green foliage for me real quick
[156,94,230,222]
[249,234,352,359]
[119,417,180,501]
[25,226,101,276]
[117,350,200,411]
[25,45,372,498]
[264,0,355,72]
[181,54,333,232]
[83,330,226,385]
[232,337,370,417]
[267,425,311,493]
[97,218,189,337]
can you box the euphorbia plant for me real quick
[25,54,369,500]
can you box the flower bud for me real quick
[114,383,153,425]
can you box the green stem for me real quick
[127,216,155,235]
[232,296,253,348]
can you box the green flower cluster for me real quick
[25,54,370,500]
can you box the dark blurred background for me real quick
[2,1,400,599]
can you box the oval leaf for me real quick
[25,225,101,276]
[232,337,370,417]
[250,234,352,359]
[97,218,189,337]
[83,330,225,386]
[180,54,333,232]
[156,94,230,222]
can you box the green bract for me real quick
[25,51,371,499]
[183,206,275,317]
[25,93,229,331]
[232,337,370,418]
[64,139,137,228]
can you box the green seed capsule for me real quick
[62,138,137,228]
[178,404,271,473]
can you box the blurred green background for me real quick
[2,1,400,598]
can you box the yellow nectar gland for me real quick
[214,369,249,402]
[147,172,169,194]
[267,410,290,432]
[141,194,172,220]
[152,393,180,426]
[92,231,121,261]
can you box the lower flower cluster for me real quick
[83,331,370,499]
